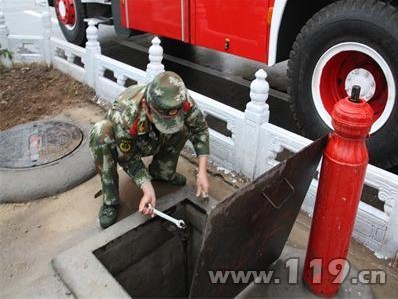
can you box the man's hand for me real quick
[196,171,209,197]
[139,181,156,216]
[196,156,209,198]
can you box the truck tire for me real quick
[55,0,87,46]
[287,0,398,169]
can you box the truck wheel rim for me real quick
[312,42,395,134]
[55,0,77,30]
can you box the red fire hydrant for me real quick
[302,86,374,296]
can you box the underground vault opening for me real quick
[94,199,206,298]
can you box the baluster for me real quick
[85,20,101,88]
[41,10,51,66]
[65,50,75,64]
[246,69,270,124]
[114,72,127,87]
[0,1,9,50]
[235,69,271,178]
[146,36,164,81]
[97,65,105,78]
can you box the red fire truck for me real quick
[49,0,398,169]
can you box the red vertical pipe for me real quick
[303,86,374,296]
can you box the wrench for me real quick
[146,204,186,229]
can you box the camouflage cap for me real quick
[146,71,187,134]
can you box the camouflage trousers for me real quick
[89,120,188,206]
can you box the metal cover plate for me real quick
[0,121,83,168]
[189,136,327,298]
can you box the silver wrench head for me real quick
[176,220,187,229]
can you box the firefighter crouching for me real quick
[89,71,210,229]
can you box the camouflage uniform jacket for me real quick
[106,84,209,186]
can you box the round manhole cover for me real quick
[0,121,83,168]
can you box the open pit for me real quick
[94,200,207,297]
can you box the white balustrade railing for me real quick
[1,6,397,259]
[190,90,244,170]
[95,54,147,100]
[7,35,43,62]
[0,7,51,64]
[51,37,86,82]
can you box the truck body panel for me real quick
[119,0,273,63]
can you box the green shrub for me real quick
[0,43,13,72]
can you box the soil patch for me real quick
[0,63,95,131]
